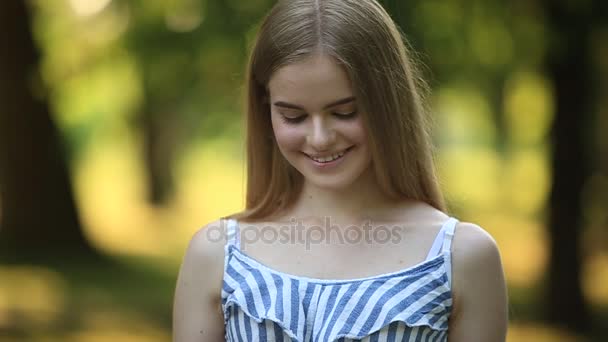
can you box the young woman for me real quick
[173,0,508,341]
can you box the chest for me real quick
[238,224,438,280]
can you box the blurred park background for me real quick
[0,0,607,341]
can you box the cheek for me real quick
[271,117,305,152]
[343,119,369,144]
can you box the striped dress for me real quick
[221,217,458,341]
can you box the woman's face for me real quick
[267,53,373,191]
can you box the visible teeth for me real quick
[311,149,347,163]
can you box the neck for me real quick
[285,168,399,225]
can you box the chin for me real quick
[306,176,358,191]
[298,166,369,192]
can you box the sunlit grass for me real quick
[64,309,170,342]
[507,323,585,342]
[0,266,66,329]
[0,255,175,341]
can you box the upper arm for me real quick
[173,220,226,342]
[448,222,508,342]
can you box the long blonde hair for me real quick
[231,0,445,221]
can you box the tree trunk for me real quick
[0,1,99,260]
[543,0,596,333]
[140,107,176,206]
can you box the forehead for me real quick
[268,54,354,106]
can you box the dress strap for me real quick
[425,217,459,261]
[425,228,445,261]
[441,217,458,288]
[441,217,458,253]
[225,218,241,250]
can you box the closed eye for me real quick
[280,114,307,124]
[278,111,357,124]
[333,111,357,119]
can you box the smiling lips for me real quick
[304,146,353,163]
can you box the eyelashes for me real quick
[333,111,358,119]
[279,111,358,125]
[280,115,306,124]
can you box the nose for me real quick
[306,116,336,151]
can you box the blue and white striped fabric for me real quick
[221,217,458,341]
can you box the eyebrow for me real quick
[273,96,356,111]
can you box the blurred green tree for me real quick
[121,0,273,205]
[382,0,606,337]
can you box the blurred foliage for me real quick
[0,0,606,340]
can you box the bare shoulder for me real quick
[185,219,227,269]
[448,221,508,341]
[173,219,227,341]
[451,221,504,290]
[176,218,228,303]
[452,222,501,264]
